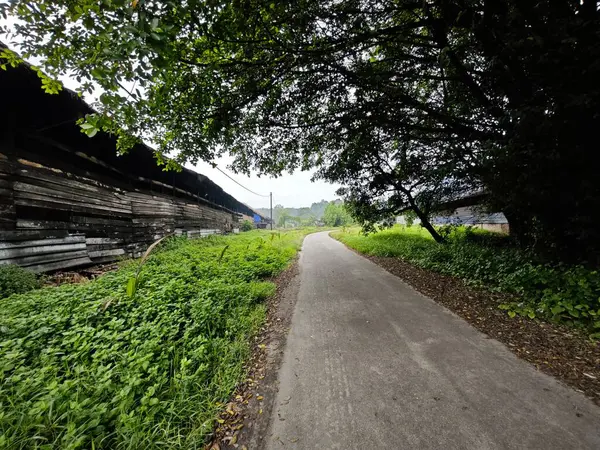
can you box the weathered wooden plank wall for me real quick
[0,153,16,230]
[0,47,259,272]
[0,136,238,272]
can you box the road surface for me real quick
[263,231,600,450]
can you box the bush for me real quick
[0,230,308,449]
[240,219,254,232]
[332,226,600,335]
[0,265,40,298]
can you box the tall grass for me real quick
[332,226,600,334]
[0,230,309,449]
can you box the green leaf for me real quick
[90,68,104,79]
[507,311,516,318]
[126,276,137,298]
[83,16,94,29]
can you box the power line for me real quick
[214,166,270,198]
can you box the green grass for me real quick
[332,226,600,335]
[0,229,310,449]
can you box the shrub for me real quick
[0,264,40,298]
[240,219,254,232]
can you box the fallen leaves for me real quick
[208,260,300,448]
[212,401,245,448]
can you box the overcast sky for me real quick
[0,15,342,210]
[190,160,341,209]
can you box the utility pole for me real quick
[270,192,273,230]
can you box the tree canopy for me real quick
[322,202,353,228]
[266,200,335,228]
[2,1,599,261]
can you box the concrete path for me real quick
[263,232,600,450]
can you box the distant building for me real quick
[0,42,258,272]
[396,192,509,233]
[433,206,509,233]
[239,208,270,229]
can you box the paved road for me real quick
[263,232,600,450]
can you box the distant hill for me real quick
[255,199,342,225]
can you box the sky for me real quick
[0,14,342,210]
[189,160,341,209]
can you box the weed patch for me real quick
[0,265,40,298]
[0,230,308,449]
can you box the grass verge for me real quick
[332,226,600,335]
[0,229,310,449]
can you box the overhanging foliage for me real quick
[2,1,599,261]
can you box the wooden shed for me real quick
[0,44,259,272]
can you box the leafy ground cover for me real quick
[0,265,41,298]
[332,226,600,335]
[0,230,309,449]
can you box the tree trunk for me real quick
[502,208,531,248]
[416,209,446,244]
[405,195,446,244]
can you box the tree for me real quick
[2,1,599,261]
[277,211,293,228]
[323,202,352,228]
[403,210,417,228]
[259,201,330,222]
[271,204,286,227]
[309,200,329,219]
[300,214,318,227]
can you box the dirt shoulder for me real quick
[350,251,600,406]
[207,257,302,449]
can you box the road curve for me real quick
[262,231,600,450]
